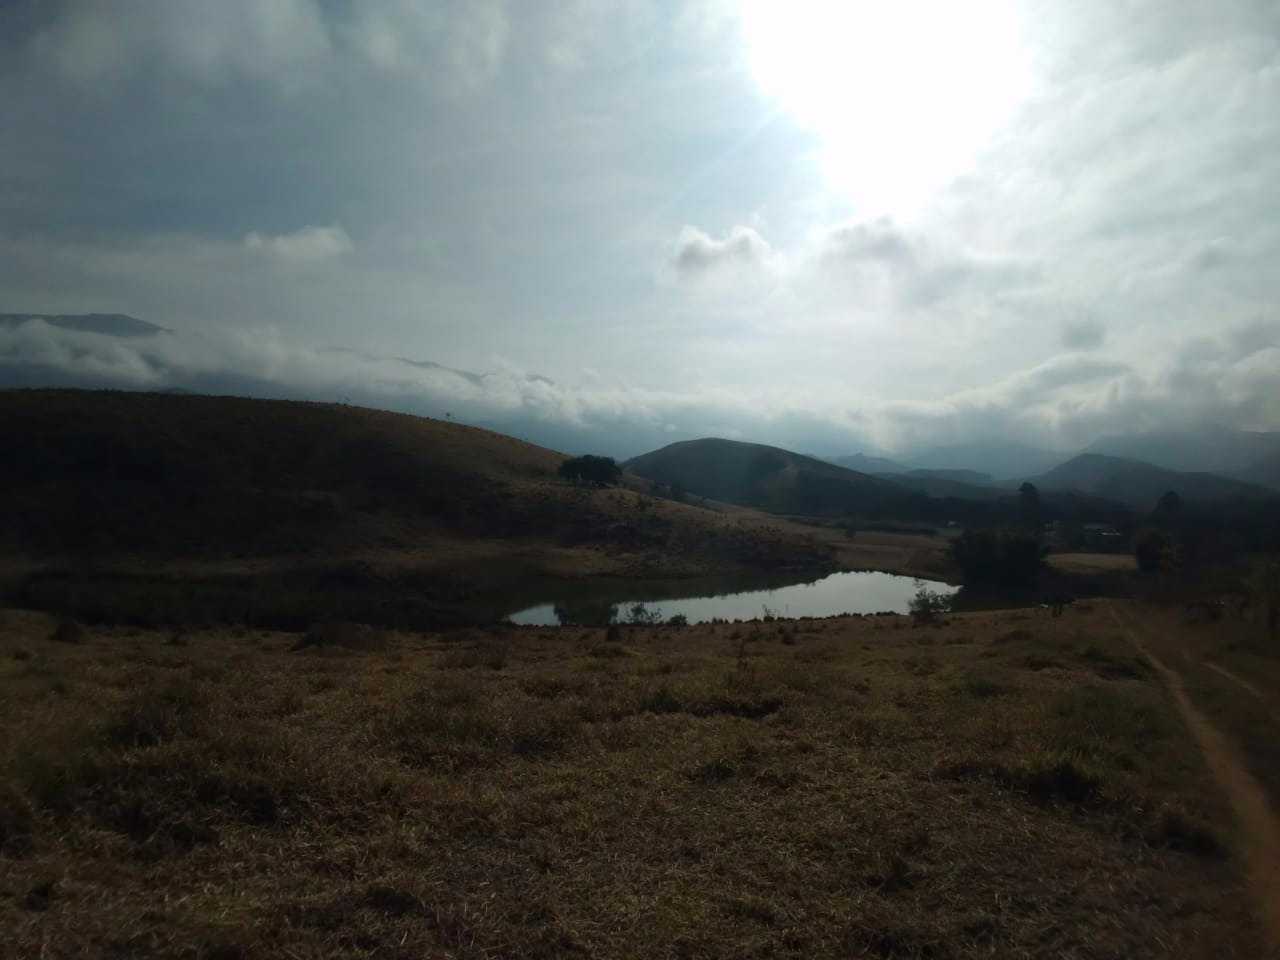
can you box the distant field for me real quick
[2,601,1273,959]
[1046,552,1138,574]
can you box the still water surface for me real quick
[508,570,959,626]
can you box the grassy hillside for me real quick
[626,438,901,516]
[1030,453,1273,509]
[0,391,833,627]
[0,602,1267,958]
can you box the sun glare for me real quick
[740,0,1029,216]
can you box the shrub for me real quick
[625,603,662,626]
[49,618,86,644]
[908,584,950,625]
[666,614,689,627]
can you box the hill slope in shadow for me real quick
[0,391,834,627]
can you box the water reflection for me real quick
[507,570,959,626]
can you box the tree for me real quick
[1133,529,1177,573]
[951,530,1046,589]
[1018,482,1041,530]
[558,454,622,486]
[1153,490,1182,526]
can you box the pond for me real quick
[506,570,960,626]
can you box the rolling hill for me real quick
[0,390,833,627]
[625,438,902,515]
[1027,453,1274,509]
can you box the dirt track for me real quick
[1113,605,1280,956]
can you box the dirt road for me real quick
[1112,605,1280,956]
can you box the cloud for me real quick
[33,0,331,89]
[344,0,509,96]
[1060,316,1106,350]
[30,0,510,98]
[811,218,1041,306]
[4,0,1279,461]
[2,314,1275,459]
[668,225,775,281]
[244,225,353,263]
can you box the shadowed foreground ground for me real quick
[0,601,1271,958]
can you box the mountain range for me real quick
[0,313,171,337]
[1026,453,1273,510]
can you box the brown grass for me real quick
[0,603,1265,958]
[1046,552,1138,574]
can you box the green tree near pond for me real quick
[909,583,951,624]
[558,455,622,486]
[950,530,1046,589]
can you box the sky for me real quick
[1,0,1278,458]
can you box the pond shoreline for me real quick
[506,569,961,626]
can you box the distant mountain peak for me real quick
[0,313,171,337]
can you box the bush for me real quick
[49,618,86,644]
[908,584,950,625]
[625,603,662,626]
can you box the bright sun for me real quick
[740,0,1029,216]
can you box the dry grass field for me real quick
[2,600,1275,959]
[1046,553,1138,575]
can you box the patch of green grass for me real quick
[1045,685,1173,771]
